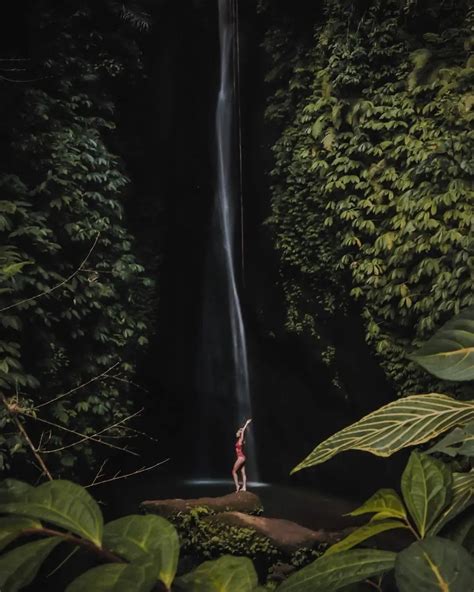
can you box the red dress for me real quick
[235,439,245,459]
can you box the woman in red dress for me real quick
[232,418,252,492]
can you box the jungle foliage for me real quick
[260,0,474,398]
[0,2,156,474]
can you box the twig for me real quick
[38,409,143,454]
[1,394,53,481]
[34,361,120,410]
[47,546,79,577]
[109,373,149,393]
[0,233,100,313]
[85,459,169,488]
[21,412,139,457]
[90,458,109,486]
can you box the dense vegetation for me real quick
[260,0,473,398]
[0,1,156,474]
[0,1,472,590]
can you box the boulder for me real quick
[141,491,262,518]
[204,512,353,554]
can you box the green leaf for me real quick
[427,422,474,458]
[175,556,258,592]
[0,537,61,592]
[409,305,474,381]
[346,488,408,521]
[401,452,452,538]
[395,537,474,592]
[0,516,42,551]
[103,515,179,588]
[292,395,474,472]
[0,480,103,546]
[428,470,474,536]
[277,549,396,592]
[325,519,410,556]
[65,561,158,592]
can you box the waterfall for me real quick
[196,0,258,480]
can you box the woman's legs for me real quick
[232,457,245,492]
[240,465,247,491]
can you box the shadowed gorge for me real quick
[0,1,473,591]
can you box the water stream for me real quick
[196,0,257,480]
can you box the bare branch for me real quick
[34,361,120,410]
[38,408,143,454]
[0,233,100,313]
[1,394,53,480]
[20,412,140,457]
[85,459,169,488]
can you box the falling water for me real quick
[196,0,257,480]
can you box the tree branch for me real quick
[0,394,53,480]
[0,233,100,313]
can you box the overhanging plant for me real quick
[282,306,474,591]
[0,479,262,592]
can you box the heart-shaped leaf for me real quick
[175,556,258,592]
[277,549,396,592]
[0,480,103,546]
[0,537,62,592]
[401,452,452,538]
[104,515,179,588]
[395,536,474,591]
[409,305,474,381]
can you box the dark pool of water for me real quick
[95,476,362,531]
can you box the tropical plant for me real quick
[0,0,156,474]
[293,306,474,472]
[261,0,473,399]
[0,478,262,592]
[284,307,474,590]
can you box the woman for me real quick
[232,418,252,492]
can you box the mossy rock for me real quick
[141,491,263,518]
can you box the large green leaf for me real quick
[65,561,158,592]
[292,394,474,472]
[427,422,474,458]
[276,549,396,592]
[0,480,103,546]
[103,515,179,588]
[0,516,42,551]
[175,556,258,592]
[401,452,452,538]
[395,536,474,592]
[325,520,410,556]
[0,537,62,592]
[346,488,408,521]
[428,469,474,536]
[409,305,474,381]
